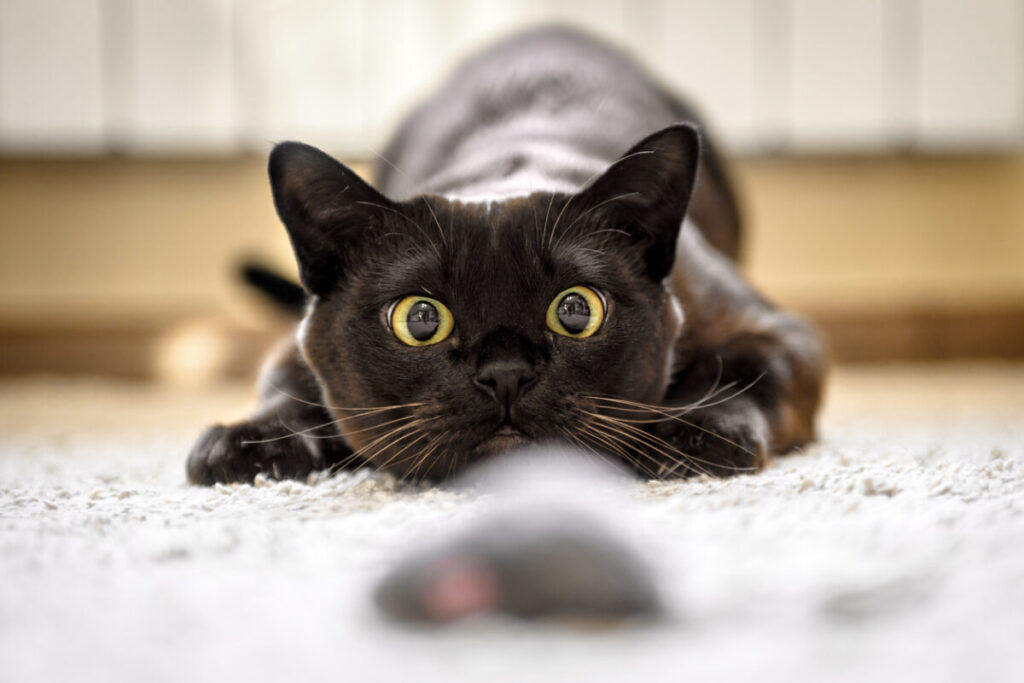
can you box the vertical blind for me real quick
[1,0,1021,157]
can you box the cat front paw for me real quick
[186,421,325,485]
[654,408,768,478]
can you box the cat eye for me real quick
[388,295,454,346]
[546,286,606,338]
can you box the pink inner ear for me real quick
[421,556,501,620]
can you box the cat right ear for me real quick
[269,142,391,296]
[572,124,700,281]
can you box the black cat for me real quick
[187,27,825,485]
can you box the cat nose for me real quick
[474,360,536,408]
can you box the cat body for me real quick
[187,28,824,485]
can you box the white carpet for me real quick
[1,364,1022,683]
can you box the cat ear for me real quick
[269,141,392,296]
[575,124,700,280]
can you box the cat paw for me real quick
[186,422,325,485]
[654,409,768,478]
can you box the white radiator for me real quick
[1,0,1021,156]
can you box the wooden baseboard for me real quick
[0,323,277,381]
[815,309,1024,362]
[1,308,1022,379]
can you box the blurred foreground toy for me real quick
[373,447,661,623]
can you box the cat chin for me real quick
[471,430,532,459]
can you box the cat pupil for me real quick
[557,293,591,333]
[406,301,440,340]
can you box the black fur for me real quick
[188,27,825,485]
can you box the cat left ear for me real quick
[269,142,393,296]
[575,124,700,280]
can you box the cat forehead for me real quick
[384,193,563,248]
[365,195,617,295]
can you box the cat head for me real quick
[269,125,700,479]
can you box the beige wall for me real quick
[1,157,289,328]
[2,154,1023,331]
[740,156,1024,312]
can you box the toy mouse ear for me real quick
[575,124,701,280]
[269,142,393,296]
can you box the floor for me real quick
[1,363,1022,683]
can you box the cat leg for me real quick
[650,224,826,477]
[653,330,819,477]
[186,340,355,485]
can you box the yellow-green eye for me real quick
[546,286,605,338]
[389,295,454,346]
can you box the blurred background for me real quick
[1,0,1022,383]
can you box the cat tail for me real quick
[239,261,307,317]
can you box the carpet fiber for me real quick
[1,364,1022,682]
